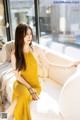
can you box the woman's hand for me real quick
[28,87,39,100]
[59,62,78,70]
[67,61,80,68]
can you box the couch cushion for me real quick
[30,92,63,120]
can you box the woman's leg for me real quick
[0,97,18,120]
[12,83,32,120]
[6,97,18,120]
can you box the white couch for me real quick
[0,41,80,120]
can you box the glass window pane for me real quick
[9,0,36,40]
[39,0,57,46]
[39,0,80,50]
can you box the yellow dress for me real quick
[12,51,41,120]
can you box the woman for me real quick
[4,23,75,120]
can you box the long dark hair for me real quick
[15,23,33,71]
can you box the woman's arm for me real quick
[69,60,80,67]
[37,47,76,69]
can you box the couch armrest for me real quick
[59,67,80,120]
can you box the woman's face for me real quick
[24,29,32,45]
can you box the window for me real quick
[39,0,80,48]
[9,0,36,41]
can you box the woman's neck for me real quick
[23,44,30,53]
